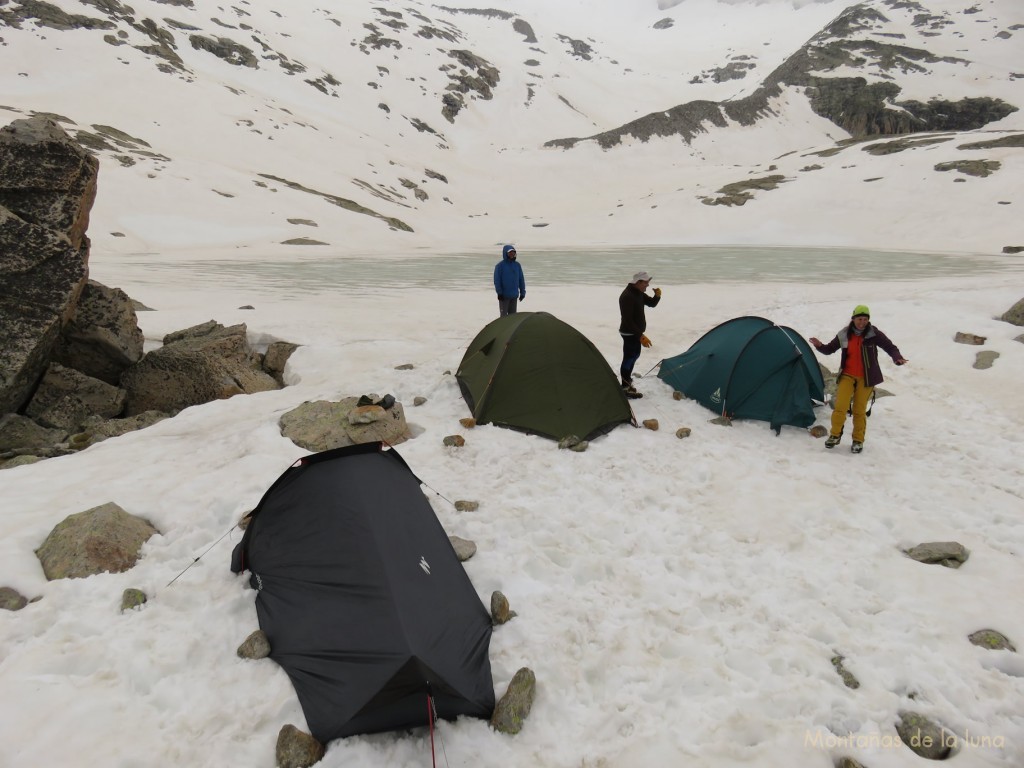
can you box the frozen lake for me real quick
[91,245,1024,298]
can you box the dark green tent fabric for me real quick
[657,316,824,433]
[457,312,634,441]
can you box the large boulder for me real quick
[279,397,410,451]
[35,501,160,580]
[0,117,98,414]
[1001,297,1024,326]
[25,363,126,431]
[120,321,280,416]
[52,280,144,385]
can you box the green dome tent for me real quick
[657,316,825,433]
[456,312,635,441]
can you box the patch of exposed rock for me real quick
[279,396,410,451]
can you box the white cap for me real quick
[631,271,653,284]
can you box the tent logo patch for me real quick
[710,387,722,404]
[419,556,431,575]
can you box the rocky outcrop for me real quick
[547,4,1017,149]
[0,117,98,414]
[121,321,280,416]
[51,279,144,384]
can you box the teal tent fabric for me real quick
[657,316,824,433]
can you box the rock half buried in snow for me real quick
[968,629,1015,652]
[491,667,537,735]
[903,541,969,569]
[35,502,159,580]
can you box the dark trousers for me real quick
[620,334,642,384]
[498,297,518,317]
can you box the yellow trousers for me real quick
[831,374,874,443]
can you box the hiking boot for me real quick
[624,389,643,400]
[825,434,841,449]
[851,441,864,454]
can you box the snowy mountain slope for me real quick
[0,0,1021,254]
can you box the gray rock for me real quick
[0,454,42,470]
[569,440,589,452]
[904,541,969,568]
[120,588,147,612]
[953,331,986,345]
[237,629,271,659]
[26,363,126,431]
[0,117,97,414]
[0,586,29,611]
[642,419,659,431]
[968,629,1015,652]
[830,654,860,689]
[895,711,954,760]
[0,413,68,455]
[413,396,427,406]
[973,351,999,370]
[454,500,479,512]
[709,416,733,426]
[275,724,324,768]
[262,341,298,385]
[51,280,144,385]
[443,434,465,447]
[675,427,692,439]
[490,667,536,735]
[121,322,279,415]
[449,535,477,561]
[809,425,828,438]
[491,590,516,624]
[558,434,582,449]
[279,398,409,452]
[1002,246,1023,255]
[35,501,160,580]
[1001,297,1024,326]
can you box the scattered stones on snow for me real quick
[449,535,477,561]
[120,588,147,612]
[279,397,410,451]
[895,711,956,760]
[1000,297,1024,325]
[642,419,659,431]
[830,654,860,689]
[973,350,999,369]
[675,427,692,439]
[459,417,476,428]
[968,629,1015,652]
[454,500,479,512]
[275,724,324,768]
[238,629,272,659]
[953,332,986,345]
[491,667,536,735]
[394,363,415,370]
[413,396,427,406]
[903,541,969,569]
[490,590,516,624]
[809,425,828,438]
[709,415,733,426]
[0,586,29,611]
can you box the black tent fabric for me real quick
[230,442,494,742]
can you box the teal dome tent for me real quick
[658,316,825,433]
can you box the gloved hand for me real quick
[653,287,662,297]
[640,334,652,348]
[519,293,526,301]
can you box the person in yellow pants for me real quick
[810,305,907,453]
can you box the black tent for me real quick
[230,442,495,742]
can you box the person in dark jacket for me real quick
[618,271,661,399]
[810,304,907,453]
[494,244,526,317]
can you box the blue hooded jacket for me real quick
[494,245,525,300]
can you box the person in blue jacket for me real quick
[494,244,526,317]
